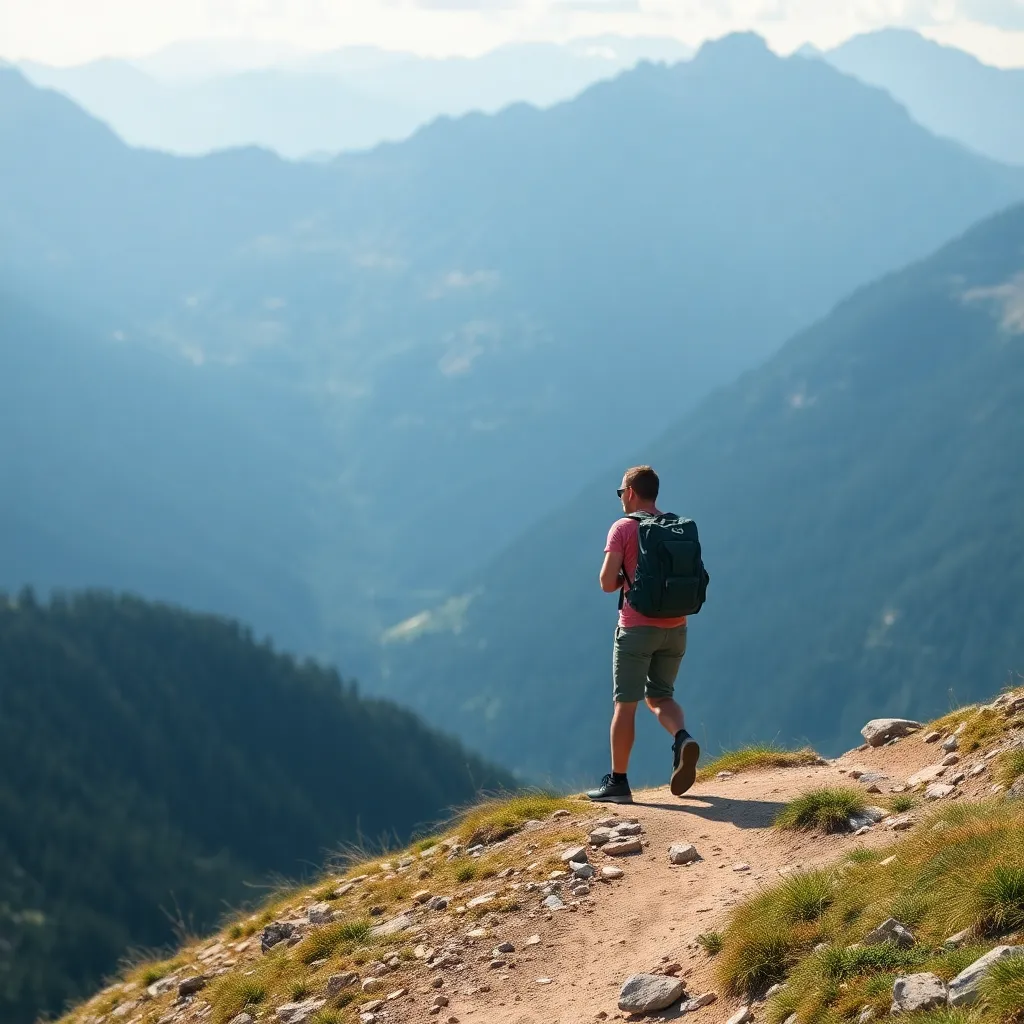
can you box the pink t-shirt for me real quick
[606,516,688,630]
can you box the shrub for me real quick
[696,931,723,955]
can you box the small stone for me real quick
[861,718,923,747]
[890,973,946,1012]
[524,934,541,946]
[326,972,359,995]
[613,822,643,837]
[942,735,960,753]
[717,771,734,779]
[924,731,941,743]
[542,895,565,911]
[370,912,415,937]
[413,890,433,904]
[228,1015,254,1024]
[431,975,445,988]
[942,753,960,766]
[177,976,207,997]
[307,902,335,925]
[466,927,489,939]
[601,865,624,879]
[604,837,643,856]
[864,918,915,948]
[426,895,449,911]
[944,929,971,949]
[879,855,897,867]
[887,814,915,831]
[467,893,497,909]
[536,977,553,985]
[617,974,686,1013]
[908,765,947,787]
[679,992,717,1012]
[668,844,700,865]
[857,1010,874,1023]
[948,945,1024,1006]
[970,763,987,777]
[275,1000,327,1024]
[765,983,786,998]
[386,988,408,1000]
[732,863,751,872]
[561,846,588,863]
[571,862,595,879]
[489,958,507,969]
[589,828,615,847]
[552,809,571,818]
[432,994,450,1007]
[260,921,294,953]
[726,1006,752,1024]
[924,783,955,801]
[361,978,382,993]
[494,942,515,954]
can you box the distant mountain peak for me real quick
[693,31,773,65]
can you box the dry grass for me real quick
[774,788,867,833]
[721,800,1024,1022]
[456,792,579,846]
[696,745,822,782]
[998,747,1024,788]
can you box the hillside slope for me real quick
[2,34,1023,664]
[54,685,1024,1024]
[381,203,1024,784]
[825,29,1024,165]
[0,592,512,1024]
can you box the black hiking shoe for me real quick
[671,729,700,797]
[586,774,634,804]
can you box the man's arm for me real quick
[599,550,625,593]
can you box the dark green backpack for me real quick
[620,512,710,618]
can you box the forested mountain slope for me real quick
[0,592,512,1024]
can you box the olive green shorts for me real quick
[612,624,688,704]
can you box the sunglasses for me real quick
[617,487,627,498]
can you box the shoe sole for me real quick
[587,793,634,804]
[670,738,700,797]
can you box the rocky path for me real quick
[392,722,1003,1024]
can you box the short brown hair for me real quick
[624,465,659,501]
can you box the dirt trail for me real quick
[399,728,995,1024]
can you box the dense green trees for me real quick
[0,591,512,1024]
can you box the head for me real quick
[617,465,659,514]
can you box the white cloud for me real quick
[1,0,1023,67]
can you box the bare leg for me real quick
[646,696,685,737]
[610,701,639,774]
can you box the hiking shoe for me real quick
[671,730,700,796]
[586,774,633,804]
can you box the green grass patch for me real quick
[208,972,269,1024]
[774,788,867,833]
[998,748,1024,788]
[719,798,1024,1016]
[929,704,1010,754]
[697,745,822,782]
[297,918,372,965]
[889,793,917,813]
[458,792,577,846]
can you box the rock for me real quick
[733,863,751,872]
[942,735,959,753]
[924,783,955,801]
[943,929,971,949]
[783,1016,799,1024]
[949,772,966,785]
[941,753,960,766]
[864,918,915,948]
[552,808,571,818]
[326,972,360,995]
[362,978,383,993]
[542,895,565,911]
[765,983,786,997]
[276,1000,327,1024]
[907,765,947,787]
[668,844,700,865]
[948,945,1024,1006]
[489,958,507,969]
[862,719,923,747]
[601,865,624,879]
[494,941,515,954]
[847,814,877,831]
[924,731,941,743]
[680,992,717,1011]
[604,837,643,856]
[617,974,686,1013]
[890,973,946,1013]
[887,814,916,831]
[370,912,415,937]
[865,784,882,794]
[858,1010,875,1023]
[859,772,888,785]
[571,882,591,897]
[561,846,588,863]
[413,890,433,904]
[717,771,734,779]
[466,893,497,909]
[726,1006,752,1024]
[589,828,615,847]
[1007,777,1024,799]
[426,895,450,911]
[571,862,595,879]
[228,1015,254,1024]
[613,822,643,837]
[261,921,294,953]
[863,806,888,822]
[307,902,336,925]
[386,988,408,1000]
[177,976,207,997]
[970,763,987,777]
[525,934,541,946]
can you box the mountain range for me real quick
[381,202,1024,784]
[16,36,691,158]
[3,34,1021,684]
[823,28,1024,166]
[0,590,511,1024]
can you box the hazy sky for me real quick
[2,0,1024,67]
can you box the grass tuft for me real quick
[297,918,372,965]
[697,745,822,782]
[888,793,916,813]
[696,930,723,955]
[982,951,1024,1017]
[998,748,1024,788]
[457,792,576,846]
[774,788,867,833]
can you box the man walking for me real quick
[587,466,701,804]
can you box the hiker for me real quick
[587,465,708,805]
